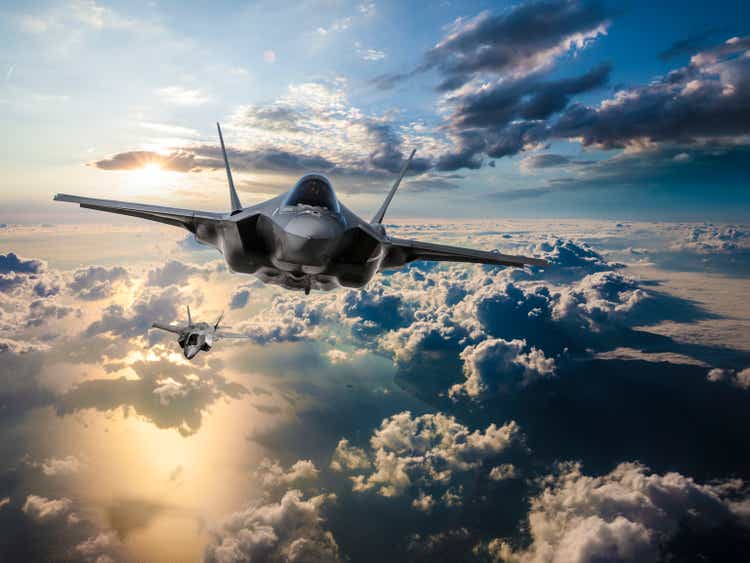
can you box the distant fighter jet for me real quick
[55,124,548,294]
[151,306,246,359]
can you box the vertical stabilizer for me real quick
[371,149,416,224]
[187,305,192,326]
[217,122,243,213]
[214,311,224,331]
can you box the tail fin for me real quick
[187,305,192,326]
[214,311,224,331]
[217,122,243,213]
[371,149,416,224]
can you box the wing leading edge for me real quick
[384,237,549,268]
[53,194,224,230]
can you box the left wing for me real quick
[384,237,549,268]
[54,194,224,230]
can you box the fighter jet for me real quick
[151,306,246,359]
[55,124,548,294]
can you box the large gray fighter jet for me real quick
[55,124,548,293]
[151,306,246,359]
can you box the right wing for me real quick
[384,237,549,268]
[54,194,225,230]
[151,322,184,334]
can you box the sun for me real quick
[124,161,173,195]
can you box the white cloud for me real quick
[349,411,521,497]
[156,86,210,106]
[489,463,518,481]
[256,458,320,490]
[25,455,83,476]
[484,461,750,563]
[330,439,371,472]
[412,491,435,512]
[22,494,76,523]
[75,531,124,563]
[707,367,750,390]
[450,337,556,399]
[204,490,341,563]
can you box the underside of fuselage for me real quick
[191,176,387,292]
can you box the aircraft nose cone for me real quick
[283,214,340,240]
[185,346,199,359]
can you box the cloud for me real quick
[330,439,371,472]
[91,150,203,172]
[374,1,610,91]
[485,461,750,562]
[57,357,247,436]
[155,86,209,106]
[659,28,724,61]
[0,252,43,274]
[75,531,124,563]
[554,36,750,149]
[449,337,556,399]
[22,494,76,523]
[69,265,129,300]
[145,259,221,287]
[489,463,518,481]
[84,286,187,339]
[256,458,320,490]
[204,490,341,563]
[706,367,750,390]
[348,411,522,497]
[24,454,83,476]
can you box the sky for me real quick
[2,2,750,563]
[1,0,750,221]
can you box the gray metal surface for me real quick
[54,125,549,293]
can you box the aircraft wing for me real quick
[384,237,549,268]
[151,322,184,334]
[54,194,225,230]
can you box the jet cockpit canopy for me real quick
[284,174,339,212]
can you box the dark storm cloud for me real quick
[91,150,203,172]
[192,145,337,173]
[553,36,750,148]
[658,28,723,61]
[373,0,611,91]
[0,253,43,274]
[448,63,610,129]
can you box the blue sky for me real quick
[1,0,749,221]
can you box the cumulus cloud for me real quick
[145,259,221,287]
[84,285,188,340]
[450,338,556,399]
[22,494,76,523]
[256,458,320,490]
[329,439,371,472]
[706,367,750,390]
[484,461,750,563]
[348,411,522,497]
[24,454,83,476]
[204,490,341,563]
[69,265,129,300]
